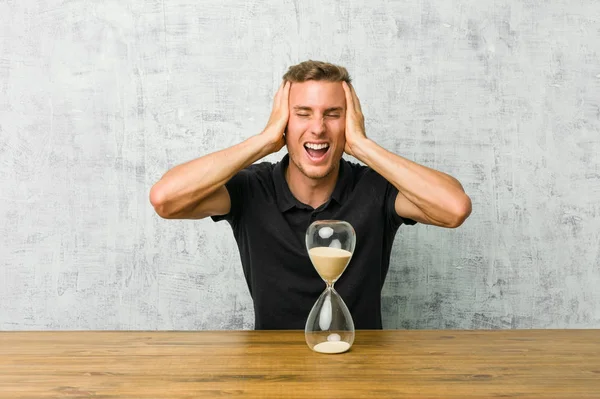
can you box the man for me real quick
[150,60,472,330]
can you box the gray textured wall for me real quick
[1,0,599,330]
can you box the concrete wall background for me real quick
[1,0,599,330]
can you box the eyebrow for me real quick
[293,106,344,113]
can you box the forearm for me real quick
[350,137,470,224]
[150,133,275,215]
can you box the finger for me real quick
[281,80,291,110]
[349,83,362,113]
[273,80,284,106]
[342,81,355,115]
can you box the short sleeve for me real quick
[384,181,417,228]
[210,168,253,227]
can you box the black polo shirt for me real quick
[212,154,416,330]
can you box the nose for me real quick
[310,116,326,135]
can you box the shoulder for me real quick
[216,161,277,224]
[240,161,276,179]
[343,158,387,187]
[231,160,277,188]
[231,160,277,198]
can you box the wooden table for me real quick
[1,330,599,398]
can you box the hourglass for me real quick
[305,220,356,354]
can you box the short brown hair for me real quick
[282,60,352,83]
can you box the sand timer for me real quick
[305,220,356,354]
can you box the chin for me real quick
[299,163,336,180]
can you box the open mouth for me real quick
[304,142,330,162]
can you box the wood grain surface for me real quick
[1,330,599,398]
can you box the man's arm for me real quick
[342,82,472,228]
[149,81,291,219]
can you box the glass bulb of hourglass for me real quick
[305,220,356,354]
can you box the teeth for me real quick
[305,143,329,150]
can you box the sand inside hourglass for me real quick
[307,247,353,353]
[308,247,352,282]
[313,340,351,353]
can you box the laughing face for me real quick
[285,80,347,180]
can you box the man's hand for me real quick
[261,80,291,154]
[342,81,368,157]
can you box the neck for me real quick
[285,162,339,209]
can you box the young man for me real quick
[150,60,472,330]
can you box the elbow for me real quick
[446,193,472,228]
[149,183,174,219]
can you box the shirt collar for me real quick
[272,154,352,212]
